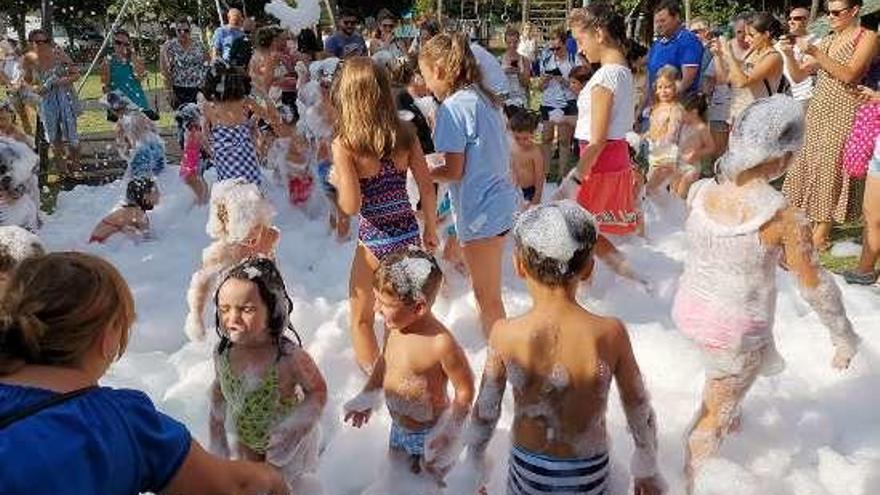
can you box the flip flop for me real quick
[842,270,878,285]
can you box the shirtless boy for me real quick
[467,201,666,495]
[344,248,474,489]
[509,109,545,207]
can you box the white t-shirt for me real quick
[540,51,577,109]
[575,64,634,142]
[779,35,818,101]
[471,42,510,97]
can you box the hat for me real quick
[716,94,805,181]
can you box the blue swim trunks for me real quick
[389,421,431,457]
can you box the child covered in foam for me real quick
[209,257,326,495]
[344,248,474,493]
[0,225,43,293]
[88,177,159,244]
[0,136,39,231]
[672,95,861,487]
[185,178,280,341]
[266,104,314,208]
[102,90,165,179]
[466,201,666,495]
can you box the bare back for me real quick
[491,304,621,458]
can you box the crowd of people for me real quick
[0,0,877,494]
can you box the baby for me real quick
[508,108,545,207]
[344,248,474,491]
[0,136,39,231]
[185,178,280,341]
[88,177,159,244]
[467,201,665,495]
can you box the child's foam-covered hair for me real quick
[716,94,804,181]
[125,176,157,211]
[0,252,135,374]
[654,64,680,86]
[374,246,443,306]
[0,226,43,273]
[206,178,275,242]
[0,136,38,195]
[513,201,598,286]
[213,256,301,354]
[508,107,541,133]
[174,103,202,130]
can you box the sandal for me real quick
[842,270,878,286]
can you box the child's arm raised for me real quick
[611,321,666,495]
[769,208,860,369]
[329,140,363,216]
[408,137,439,251]
[265,346,328,469]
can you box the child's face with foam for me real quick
[512,130,535,148]
[374,288,425,331]
[218,278,271,346]
[655,77,677,103]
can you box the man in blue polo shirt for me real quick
[646,0,703,103]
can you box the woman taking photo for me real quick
[782,0,879,250]
[710,12,784,126]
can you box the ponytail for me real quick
[419,33,501,106]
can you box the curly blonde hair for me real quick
[331,57,413,158]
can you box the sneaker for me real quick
[842,270,878,285]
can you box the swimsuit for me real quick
[128,137,166,178]
[216,351,296,453]
[287,163,314,206]
[210,120,262,185]
[179,132,202,180]
[358,158,420,260]
[508,445,609,495]
[316,160,335,195]
[389,421,433,475]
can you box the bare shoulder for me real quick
[432,322,465,355]
[486,316,521,355]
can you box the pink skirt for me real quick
[576,140,638,235]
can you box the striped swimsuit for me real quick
[211,120,262,185]
[508,445,609,495]
[358,158,420,260]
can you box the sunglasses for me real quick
[33,39,50,44]
[381,23,395,28]
[342,20,356,26]
[177,28,190,33]
[115,40,131,46]
[789,15,807,21]
[828,7,852,17]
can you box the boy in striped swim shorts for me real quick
[466,201,667,495]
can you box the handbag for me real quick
[842,101,880,178]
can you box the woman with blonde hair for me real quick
[329,57,439,374]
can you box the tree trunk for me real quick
[13,11,27,43]
[41,0,54,34]
[810,0,820,21]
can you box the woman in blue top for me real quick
[101,30,159,121]
[419,33,519,339]
[0,252,288,495]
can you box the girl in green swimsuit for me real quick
[209,257,327,494]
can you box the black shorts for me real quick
[172,86,200,110]
[539,100,577,121]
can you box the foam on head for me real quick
[174,103,202,129]
[513,201,598,286]
[206,179,275,242]
[375,246,443,306]
[0,136,38,193]
[0,226,44,271]
[717,94,805,181]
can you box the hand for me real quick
[682,149,697,164]
[634,475,665,495]
[831,345,855,370]
[796,37,815,56]
[856,85,880,102]
[776,38,795,56]
[251,464,289,495]
[708,39,722,56]
[423,227,439,253]
[344,408,372,428]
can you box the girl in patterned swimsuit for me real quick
[328,57,439,375]
[201,62,280,186]
[175,103,209,205]
[210,257,327,495]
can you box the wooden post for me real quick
[810,0,820,21]
[684,0,691,25]
[522,0,529,25]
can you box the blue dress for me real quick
[0,383,191,495]
[128,136,166,178]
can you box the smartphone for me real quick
[546,67,563,77]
